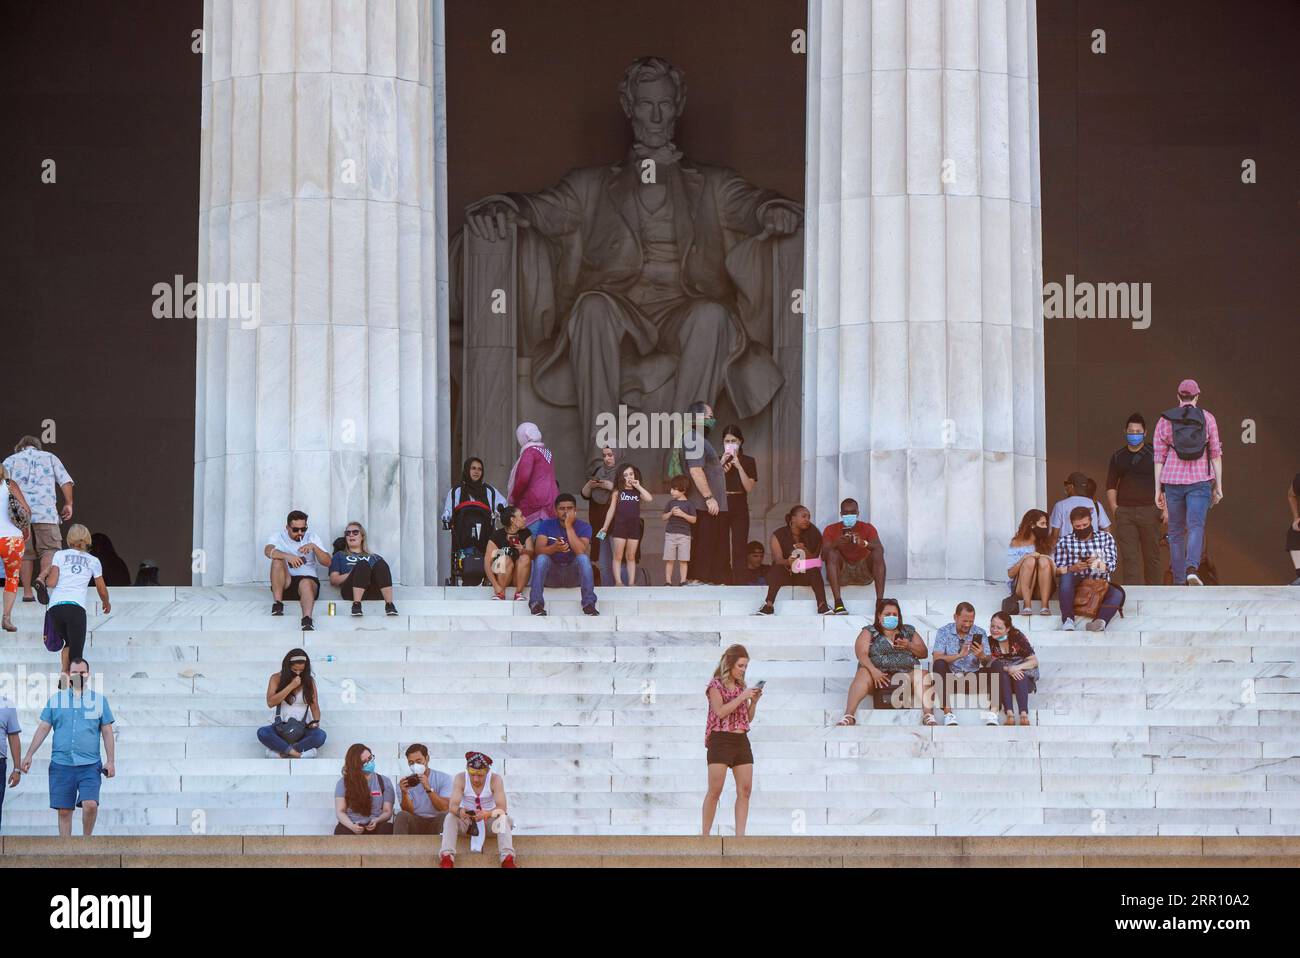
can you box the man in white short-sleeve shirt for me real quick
[3,436,74,601]
[263,510,331,631]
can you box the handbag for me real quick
[5,479,29,532]
[272,699,312,744]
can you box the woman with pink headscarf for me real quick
[507,423,560,533]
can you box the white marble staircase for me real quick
[0,583,1297,837]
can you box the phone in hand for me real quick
[402,774,419,788]
[754,680,766,690]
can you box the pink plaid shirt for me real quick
[1154,410,1221,486]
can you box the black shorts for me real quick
[283,575,319,600]
[706,731,753,768]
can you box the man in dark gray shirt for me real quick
[683,401,729,584]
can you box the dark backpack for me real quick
[1161,405,1207,461]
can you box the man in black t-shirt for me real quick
[1105,413,1162,585]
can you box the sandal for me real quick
[1038,606,1052,616]
[1,619,14,633]
[1018,712,1032,726]
[835,714,856,727]
[922,713,938,726]
[1019,603,1033,616]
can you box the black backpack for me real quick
[1161,405,1207,461]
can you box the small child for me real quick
[661,475,698,585]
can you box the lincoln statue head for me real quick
[618,57,686,150]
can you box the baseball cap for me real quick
[1065,471,1090,489]
[1177,378,1201,397]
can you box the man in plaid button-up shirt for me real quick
[1154,378,1223,585]
[1053,506,1123,632]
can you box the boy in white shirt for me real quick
[264,510,331,631]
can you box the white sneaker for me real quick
[1185,572,1203,586]
[983,712,1000,726]
[1062,618,1076,631]
[943,712,958,726]
[1085,618,1107,632]
[297,748,318,759]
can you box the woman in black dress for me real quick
[720,424,758,584]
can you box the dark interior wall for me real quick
[0,0,202,584]
[1037,0,1300,583]
[2,1,1293,585]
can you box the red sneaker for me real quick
[439,853,455,869]
[500,854,517,868]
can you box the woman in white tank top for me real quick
[257,648,326,758]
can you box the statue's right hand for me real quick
[466,202,527,242]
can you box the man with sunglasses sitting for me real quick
[264,510,331,631]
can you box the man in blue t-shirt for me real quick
[529,493,598,616]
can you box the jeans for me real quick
[996,665,1035,714]
[1164,480,1212,581]
[1057,572,1123,624]
[529,552,597,609]
[257,725,327,756]
[1112,504,1163,585]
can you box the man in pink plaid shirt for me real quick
[1154,378,1224,586]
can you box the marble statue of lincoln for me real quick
[464,56,802,462]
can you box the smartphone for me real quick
[754,680,766,690]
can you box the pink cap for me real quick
[1177,378,1200,396]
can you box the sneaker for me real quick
[943,712,958,726]
[492,592,506,600]
[439,853,455,869]
[385,602,398,616]
[1086,618,1107,632]
[500,854,517,868]
[1291,576,1300,586]
[351,602,363,617]
[301,616,314,632]
[582,605,600,616]
[983,712,1000,726]
[1061,618,1076,631]
[271,601,285,616]
[530,604,547,617]
[756,603,775,616]
[1185,570,1203,586]
[512,592,526,601]
[817,604,833,615]
[832,603,848,615]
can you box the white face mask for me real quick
[408,763,427,775]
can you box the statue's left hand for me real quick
[759,206,801,237]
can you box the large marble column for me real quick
[194,0,451,585]
[803,0,1046,580]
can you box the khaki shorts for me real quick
[24,523,62,561]
[663,532,692,562]
[835,555,874,585]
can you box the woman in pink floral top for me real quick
[702,644,763,837]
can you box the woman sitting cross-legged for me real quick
[1007,508,1055,616]
[257,648,326,758]
[836,598,935,726]
[987,611,1040,726]
[485,505,534,601]
[328,522,397,617]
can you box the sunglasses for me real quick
[289,526,307,533]
[345,530,362,536]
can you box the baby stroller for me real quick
[444,498,494,586]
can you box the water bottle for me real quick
[323,655,335,664]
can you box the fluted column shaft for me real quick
[195,0,450,585]
[803,0,1046,580]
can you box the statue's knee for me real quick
[685,301,730,338]
[570,295,617,333]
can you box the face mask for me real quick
[881,615,900,630]
[703,416,717,430]
[1126,433,1144,445]
[1076,525,1093,539]
[840,514,858,528]
[408,763,426,775]
[361,760,376,774]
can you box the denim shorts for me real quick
[48,761,102,809]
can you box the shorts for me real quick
[610,514,642,540]
[24,523,62,562]
[834,555,874,585]
[663,532,691,562]
[282,575,320,600]
[49,760,102,809]
[706,730,753,768]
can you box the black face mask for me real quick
[1076,525,1093,539]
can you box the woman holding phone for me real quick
[702,644,762,837]
[720,425,758,583]
[987,611,1040,726]
[756,505,830,615]
[596,463,653,586]
[836,598,933,726]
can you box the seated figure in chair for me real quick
[462,56,801,464]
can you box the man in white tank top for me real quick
[438,751,515,868]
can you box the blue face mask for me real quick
[361,760,376,774]
[840,514,858,527]
[1126,433,1144,445]
[881,615,900,630]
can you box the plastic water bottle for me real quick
[323,655,335,664]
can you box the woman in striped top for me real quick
[702,644,763,837]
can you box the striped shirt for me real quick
[1154,409,1221,486]
[705,677,750,745]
